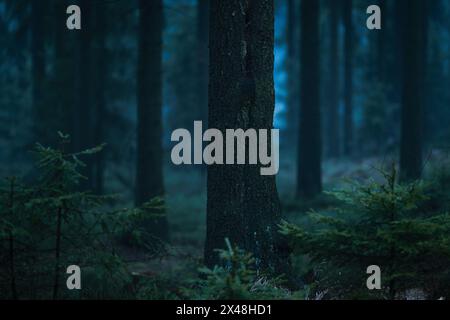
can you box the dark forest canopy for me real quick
[0,0,449,301]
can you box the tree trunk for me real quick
[297,0,322,199]
[342,0,353,156]
[52,0,75,143]
[376,0,387,84]
[76,0,95,189]
[196,0,209,177]
[205,0,289,274]
[326,0,340,158]
[94,3,107,195]
[136,0,168,240]
[197,0,209,125]
[286,0,297,139]
[400,0,425,181]
[31,0,47,143]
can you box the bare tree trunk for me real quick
[205,0,289,274]
[94,3,107,194]
[136,0,168,240]
[326,0,340,158]
[400,0,426,181]
[297,0,322,199]
[75,0,95,190]
[343,0,353,156]
[286,0,298,139]
[8,179,18,300]
[197,0,209,125]
[31,0,47,143]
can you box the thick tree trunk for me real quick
[343,0,353,156]
[400,0,425,181]
[297,0,322,199]
[205,0,289,274]
[326,0,340,158]
[136,0,168,240]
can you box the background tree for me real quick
[93,3,108,194]
[196,0,209,125]
[285,0,298,140]
[400,0,426,181]
[342,0,353,156]
[75,0,95,189]
[31,0,47,144]
[425,0,449,146]
[49,0,77,149]
[205,0,289,273]
[136,0,168,240]
[325,0,340,158]
[376,0,387,84]
[165,2,198,135]
[297,0,321,199]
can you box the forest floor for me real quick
[125,147,450,293]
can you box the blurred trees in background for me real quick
[1,0,448,199]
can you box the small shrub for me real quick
[280,165,450,299]
[0,133,163,299]
[183,239,302,300]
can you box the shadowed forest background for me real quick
[0,0,449,300]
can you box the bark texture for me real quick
[205,0,289,273]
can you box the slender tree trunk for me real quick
[376,0,387,84]
[425,1,443,144]
[53,206,63,300]
[76,0,95,189]
[400,0,425,181]
[136,0,168,240]
[52,0,74,142]
[32,0,47,143]
[343,0,353,156]
[297,0,322,199]
[286,0,297,139]
[197,0,209,125]
[197,0,209,177]
[393,0,404,99]
[205,0,289,274]
[8,179,18,300]
[94,3,107,194]
[326,0,340,158]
